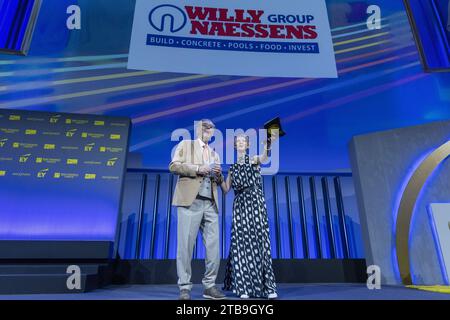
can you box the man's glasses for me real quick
[202,123,215,130]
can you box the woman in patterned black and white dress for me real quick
[219,134,277,299]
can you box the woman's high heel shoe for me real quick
[268,293,278,299]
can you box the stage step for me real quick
[0,263,113,294]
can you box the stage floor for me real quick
[0,283,449,300]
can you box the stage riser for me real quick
[0,274,98,294]
[0,263,114,294]
[113,259,367,284]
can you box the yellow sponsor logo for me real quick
[9,115,20,121]
[84,173,96,180]
[82,132,88,138]
[0,139,7,147]
[66,129,77,137]
[12,142,19,148]
[110,134,121,140]
[94,121,105,126]
[37,169,49,178]
[0,171,6,176]
[65,119,72,124]
[0,128,19,134]
[67,159,78,165]
[25,129,37,135]
[100,147,106,152]
[19,154,31,163]
[50,115,61,123]
[36,158,43,163]
[107,158,118,166]
[84,143,95,152]
[54,172,61,178]
[44,144,55,150]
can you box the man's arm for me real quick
[169,140,199,177]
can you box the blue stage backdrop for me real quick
[1,1,450,260]
[1,0,449,172]
[0,109,130,240]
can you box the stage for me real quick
[0,283,449,300]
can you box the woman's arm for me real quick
[220,173,232,194]
[253,141,271,165]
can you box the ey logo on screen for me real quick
[67,158,78,165]
[50,115,61,123]
[84,173,96,180]
[66,129,77,137]
[94,120,105,126]
[9,115,21,121]
[0,139,7,147]
[84,143,95,152]
[37,169,49,178]
[44,144,55,150]
[25,129,37,135]
[0,171,6,176]
[107,158,118,166]
[19,154,31,163]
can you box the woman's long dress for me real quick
[223,154,277,298]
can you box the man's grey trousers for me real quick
[176,198,220,291]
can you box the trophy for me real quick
[263,117,286,148]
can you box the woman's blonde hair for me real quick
[234,134,250,149]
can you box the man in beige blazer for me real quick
[169,119,226,300]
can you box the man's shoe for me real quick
[203,286,226,300]
[179,289,191,300]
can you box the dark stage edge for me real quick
[0,284,449,300]
[112,259,367,284]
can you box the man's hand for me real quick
[212,164,222,176]
[197,165,211,176]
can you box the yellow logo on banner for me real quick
[19,154,31,163]
[50,115,61,123]
[0,171,6,176]
[100,146,106,152]
[37,169,49,178]
[54,172,61,178]
[110,134,121,140]
[44,144,55,150]
[65,119,72,124]
[67,159,78,165]
[84,143,95,152]
[107,158,118,166]
[94,121,105,126]
[81,132,88,138]
[36,158,43,163]
[66,129,77,137]
[25,129,37,135]
[84,173,96,180]
[9,115,20,121]
[13,142,19,148]
[0,139,7,147]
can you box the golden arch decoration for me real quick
[396,141,450,285]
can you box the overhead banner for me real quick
[128,0,337,78]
